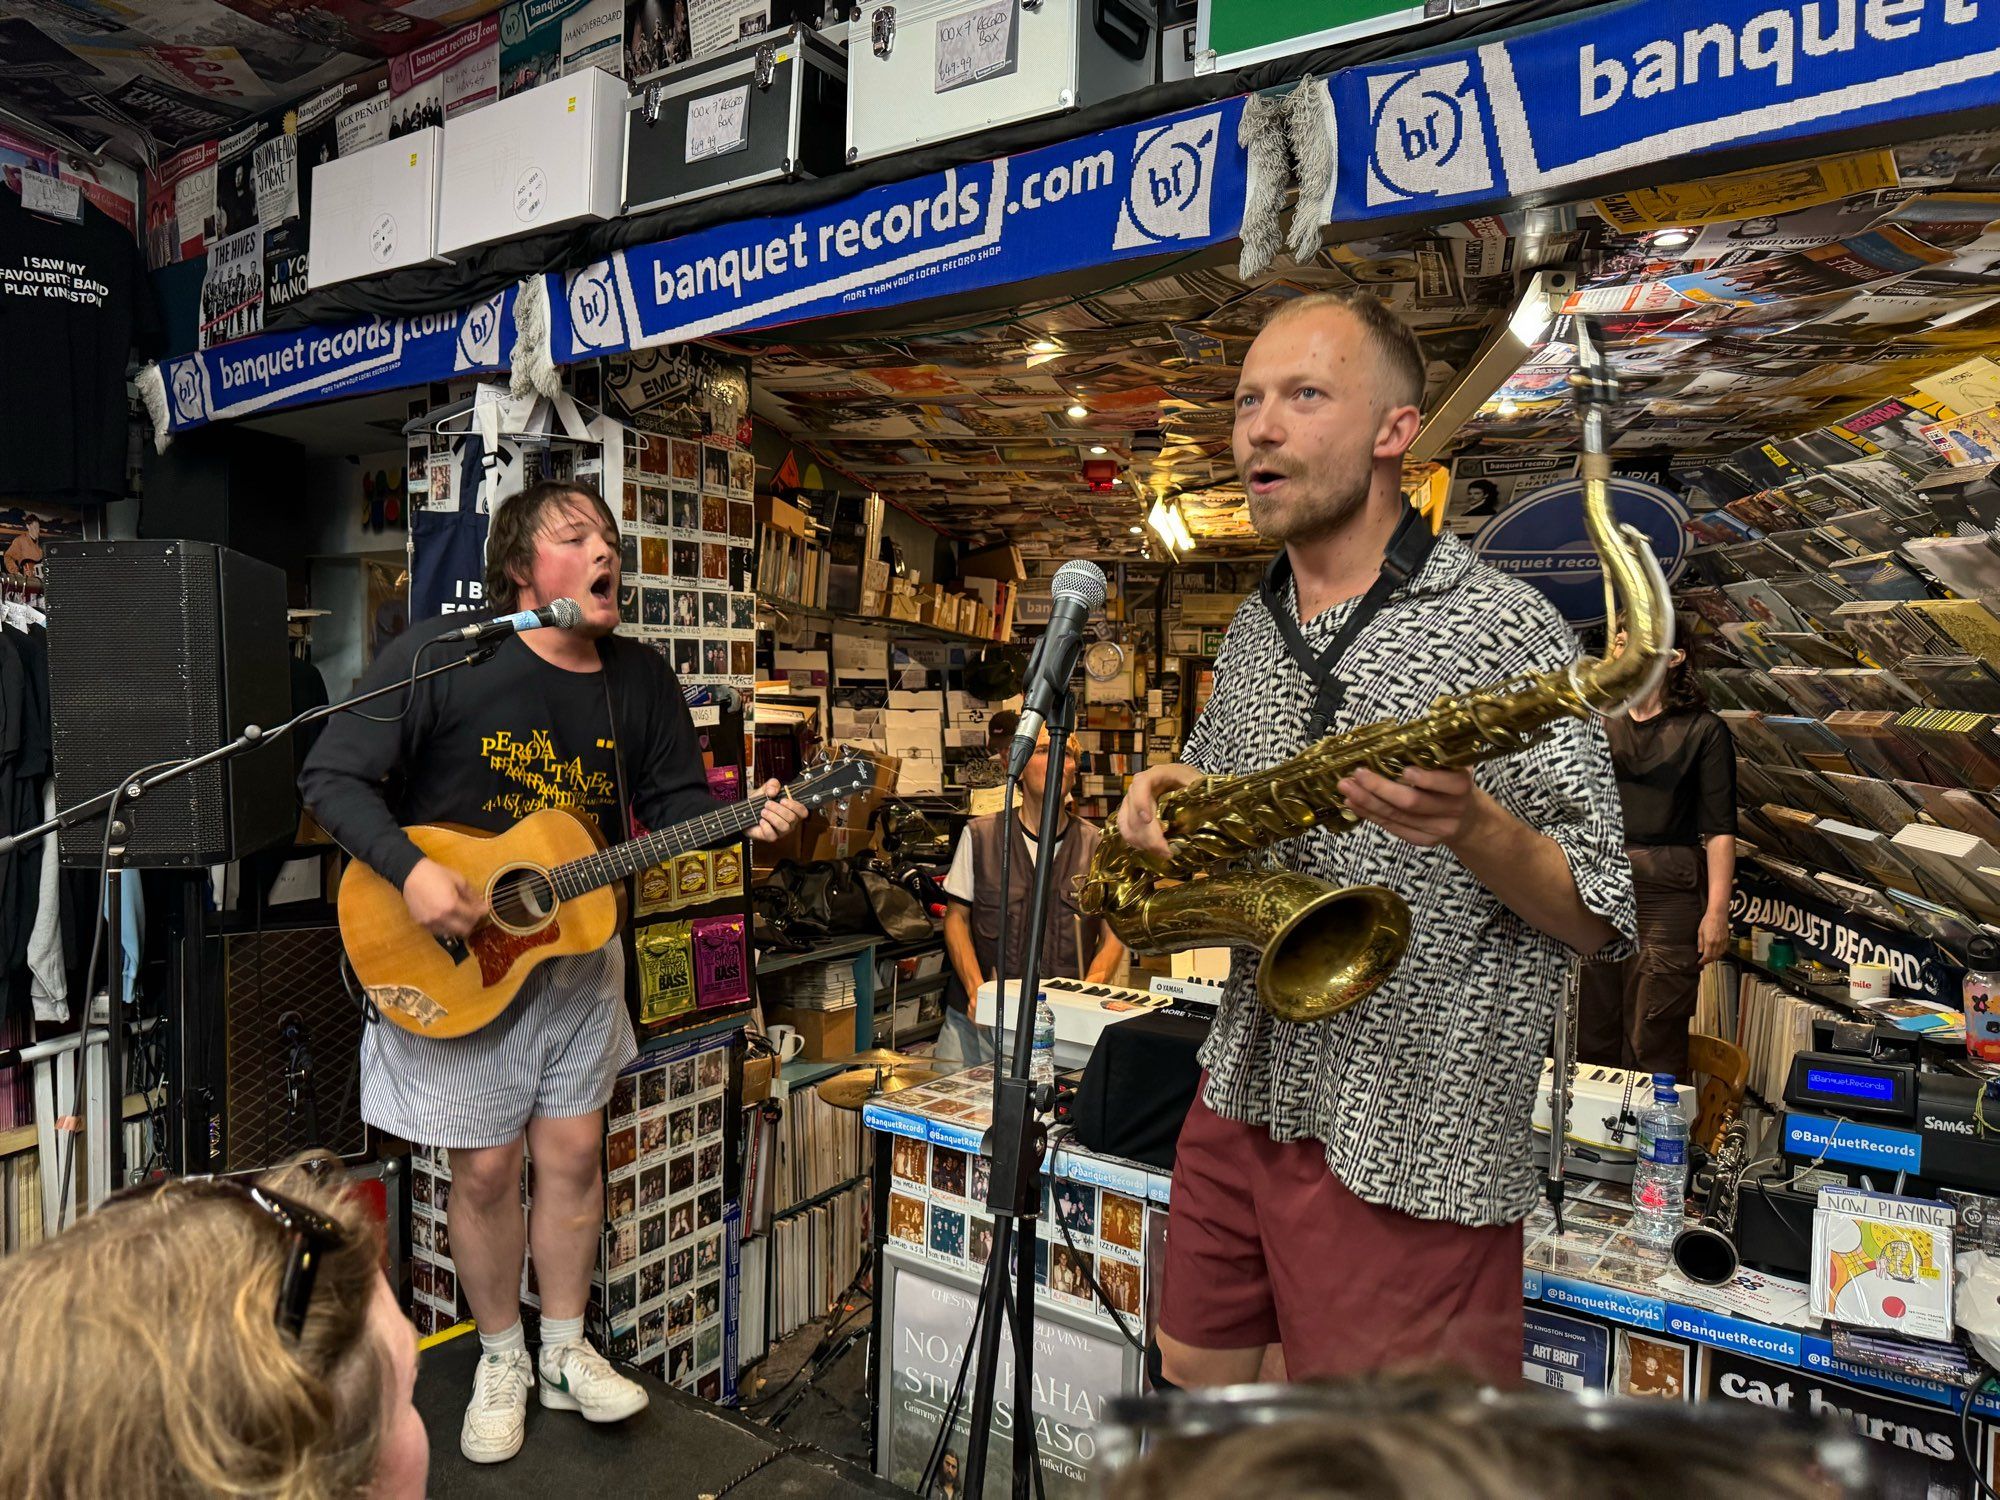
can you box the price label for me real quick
[935,0,1017,94]
[685,85,751,165]
[22,169,81,222]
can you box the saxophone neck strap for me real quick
[1260,503,1436,736]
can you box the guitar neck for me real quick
[552,795,767,899]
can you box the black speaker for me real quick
[213,924,365,1171]
[46,540,295,868]
[139,425,311,578]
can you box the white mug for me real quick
[1752,928,1774,963]
[1850,963,1894,1002]
[767,1024,806,1063]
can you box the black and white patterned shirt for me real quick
[1180,529,1636,1227]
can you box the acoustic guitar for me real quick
[339,753,878,1038]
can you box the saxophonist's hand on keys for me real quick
[1119,763,1203,861]
[1337,766,1485,849]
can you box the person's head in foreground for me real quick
[1101,1378,1869,1500]
[0,1158,427,1499]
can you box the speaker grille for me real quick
[219,926,365,1171]
[46,540,291,867]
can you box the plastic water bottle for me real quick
[1964,936,2000,1063]
[1631,1074,1688,1249]
[1031,995,1056,1089]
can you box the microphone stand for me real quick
[1,641,497,1200]
[964,688,1076,1499]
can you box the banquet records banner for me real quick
[157,287,515,432]
[1730,864,1955,1003]
[1308,0,2000,227]
[554,97,1248,358]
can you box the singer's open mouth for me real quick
[589,571,613,601]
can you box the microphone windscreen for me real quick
[1051,559,1107,609]
[551,597,583,628]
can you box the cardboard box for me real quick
[889,594,921,621]
[437,68,624,255]
[769,1003,856,1061]
[960,542,1026,581]
[308,128,447,288]
[742,1054,775,1105]
[756,492,811,539]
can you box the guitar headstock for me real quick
[788,751,880,812]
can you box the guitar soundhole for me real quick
[490,867,558,933]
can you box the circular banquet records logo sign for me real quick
[1469,476,1688,626]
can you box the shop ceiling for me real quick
[729,127,2000,562]
[0,1,507,161]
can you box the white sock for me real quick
[540,1314,585,1358]
[479,1320,527,1360]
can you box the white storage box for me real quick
[847,0,1154,164]
[437,67,625,256]
[308,128,447,288]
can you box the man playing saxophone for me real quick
[1120,292,1636,1388]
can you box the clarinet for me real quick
[1672,1117,1748,1285]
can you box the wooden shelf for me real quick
[0,1091,156,1161]
[757,935,876,975]
[756,593,1004,650]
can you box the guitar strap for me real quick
[1259,503,1435,737]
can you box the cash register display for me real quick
[1805,1067,1899,1104]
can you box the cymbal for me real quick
[817,1064,940,1110]
[836,1047,927,1069]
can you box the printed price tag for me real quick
[22,169,81,223]
[685,85,751,164]
[935,0,1017,94]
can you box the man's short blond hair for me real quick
[1262,290,1428,414]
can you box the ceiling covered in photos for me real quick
[0,0,508,159]
[732,126,2000,561]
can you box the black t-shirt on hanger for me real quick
[0,189,162,505]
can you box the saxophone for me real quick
[1077,319,1672,1023]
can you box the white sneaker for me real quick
[538,1340,650,1423]
[461,1349,534,1464]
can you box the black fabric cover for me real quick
[1070,1008,1209,1171]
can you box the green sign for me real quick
[1202,0,1440,70]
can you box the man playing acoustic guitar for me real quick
[301,481,805,1464]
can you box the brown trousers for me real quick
[1579,845,1707,1079]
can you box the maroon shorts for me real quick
[1157,1084,1523,1384]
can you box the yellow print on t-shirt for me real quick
[479,728,617,823]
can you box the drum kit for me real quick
[812,1047,941,1109]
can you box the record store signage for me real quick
[153,288,514,433]
[553,98,1246,358]
[1317,0,2000,223]
[1467,475,1687,626]
[1731,866,1953,1003]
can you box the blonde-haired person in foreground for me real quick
[0,1159,426,1499]
[1102,1379,1870,1500]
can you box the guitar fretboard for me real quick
[545,762,862,900]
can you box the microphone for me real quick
[448,597,582,643]
[1008,560,1106,778]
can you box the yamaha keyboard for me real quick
[973,976,1218,1070]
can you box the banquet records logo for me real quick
[170,360,203,423]
[567,260,626,351]
[1113,112,1219,250]
[456,292,504,371]
[1366,61,1493,206]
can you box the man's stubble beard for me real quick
[1246,452,1373,546]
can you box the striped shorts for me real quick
[359,938,636,1150]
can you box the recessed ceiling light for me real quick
[1090,445,1107,455]
[1066,403,1088,419]
[1652,228,1693,250]
[1129,524,1143,534]
[1495,399,1519,418]
[1028,340,1060,354]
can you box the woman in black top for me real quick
[1580,620,1736,1078]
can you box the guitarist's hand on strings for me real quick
[748,780,809,844]
[403,857,490,938]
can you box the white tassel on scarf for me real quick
[134,361,173,454]
[1286,77,1336,267]
[1236,91,1290,281]
[509,274,560,400]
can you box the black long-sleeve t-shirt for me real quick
[299,612,716,890]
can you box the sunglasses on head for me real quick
[110,1173,348,1341]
